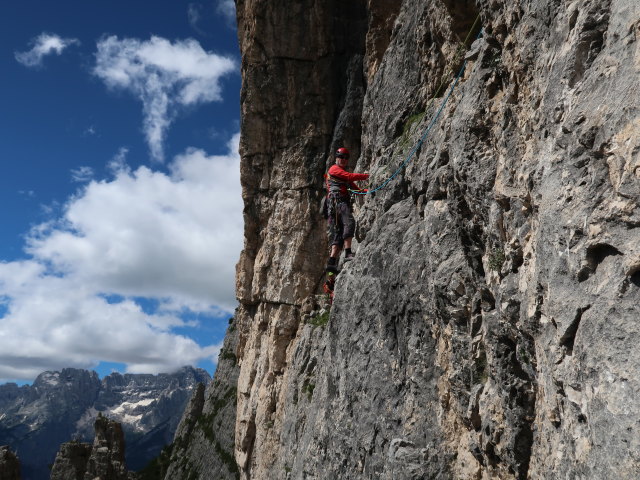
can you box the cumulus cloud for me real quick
[216,0,237,28]
[15,33,79,68]
[0,135,241,381]
[93,36,236,162]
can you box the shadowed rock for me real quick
[0,446,20,480]
[50,416,136,480]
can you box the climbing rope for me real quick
[352,16,483,195]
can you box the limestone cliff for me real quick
[169,0,640,478]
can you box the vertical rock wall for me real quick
[163,319,241,480]
[233,0,368,477]
[181,0,640,478]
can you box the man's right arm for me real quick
[328,165,369,182]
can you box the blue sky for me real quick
[0,1,242,383]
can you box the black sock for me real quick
[327,257,337,265]
[345,248,352,255]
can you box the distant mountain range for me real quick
[0,366,210,480]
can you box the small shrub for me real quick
[519,346,530,365]
[488,248,506,272]
[219,348,237,362]
[307,310,330,328]
[399,111,427,151]
[136,444,174,479]
[214,441,240,477]
[301,381,315,400]
[473,350,488,385]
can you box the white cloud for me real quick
[216,0,237,28]
[188,3,202,26]
[93,35,236,162]
[15,33,79,68]
[0,135,241,381]
[71,166,94,183]
[188,3,207,35]
[107,147,131,175]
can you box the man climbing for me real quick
[324,147,369,274]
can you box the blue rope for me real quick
[352,29,482,195]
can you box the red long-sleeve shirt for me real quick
[326,164,369,196]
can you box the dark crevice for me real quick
[484,441,500,467]
[511,248,524,273]
[514,410,535,477]
[559,305,591,355]
[442,0,482,43]
[587,243,622,267]
[484,327,537,479]
[578,243,622,281]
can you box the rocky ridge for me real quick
[50,415,135,480]
[168,0,640,478]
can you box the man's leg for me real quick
[326,204,343,272]
[341,203,356,261]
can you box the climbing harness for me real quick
[351,16,483,195]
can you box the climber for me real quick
[324,147,369,273]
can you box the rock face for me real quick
[0,367,209,479]
[169,0,640,478]
[0,446,20,480]
[49,442,92,480]
[83,416,130,480]
[50,416,134,480]
[162,319,240,480]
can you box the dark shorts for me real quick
[327,197,355,247]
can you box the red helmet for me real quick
[335,147,350,159]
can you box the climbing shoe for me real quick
[326,256,339,273]
[344,251,355,262]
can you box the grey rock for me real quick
[50,417,135,480]
[83,416,129,480]
[170,0,640,479]
[163,319,240,480]
[50,442,92,480]
[0,446,20,480]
